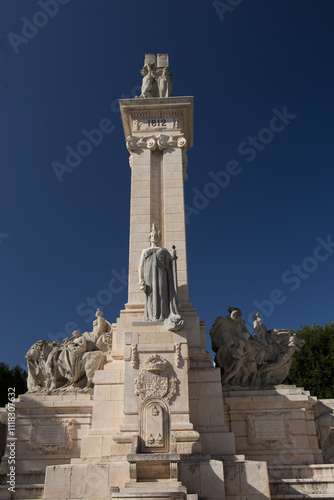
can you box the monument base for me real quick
[222,385,323,466]
[222,385,334,498]
[0,391,94,500]
[41,457,272,500]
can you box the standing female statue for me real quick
[139,223,183,331]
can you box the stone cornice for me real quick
[119,96,194,150]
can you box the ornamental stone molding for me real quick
[126,134,187,153]
[246,412,292,449]
[175,343,181,368]
[131,344,138,368]
[134,354,178,403]
[29,417,75,455]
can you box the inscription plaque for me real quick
[247,413,292,449]
[132,116,182,132]
[254,419,285,439]
[35,425,66,445]
[29,418,75,454]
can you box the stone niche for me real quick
[140,398,169,453]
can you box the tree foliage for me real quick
[284,322,334,399]
[0,362,27,407]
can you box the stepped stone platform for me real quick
[268,464,334,499]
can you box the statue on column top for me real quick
[138,53,173,98]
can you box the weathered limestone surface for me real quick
[315,399,334,464]
[121,94,193,307]
[268,463,334,498]
[0,392,93,475]
[0,392,94,500]
[222,385,323,466]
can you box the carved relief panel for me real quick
[134,354,178,403]
[140,398,169,453]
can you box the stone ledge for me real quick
[127,453,180,462]
[271,495,334,499]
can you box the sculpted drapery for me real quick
[25,309,111,392]
[139,224,183,331]
[210,307,305,386]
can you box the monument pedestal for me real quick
[0,392,94,500]
[39,297,247,500]
[222,385,323,466]
[59,304,239,499]
[221,385,334,499]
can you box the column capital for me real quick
[119,96,194,150]
[126,134,187,153]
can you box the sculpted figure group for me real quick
[210,307,305,386]
[25,309,111,392]
[139,62,172,98]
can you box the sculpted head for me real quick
[228,307,242,322]
[148,223,161,245]
[95,308,103,318]
[253,312,261,321]
[72,330,81,338]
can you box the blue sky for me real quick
[1,0,334,370]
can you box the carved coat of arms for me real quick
[134,354,177,402]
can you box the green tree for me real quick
[284,322,334,399]
[0,362,27,407]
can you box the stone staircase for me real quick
[0,471,45,499]
[109,482,196,500]
[268,464,334,499]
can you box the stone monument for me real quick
[0,53,333,500]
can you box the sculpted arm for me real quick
[139,250,146,291]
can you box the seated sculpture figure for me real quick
[57,330,87,383]
[210,307,304,387]
[25,309,112,392]
[139,223,183,331]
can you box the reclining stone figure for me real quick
[210,307,304,387]
[25,309,111,392]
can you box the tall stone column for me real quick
[119,97,193,311]
[162,146,189,303]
